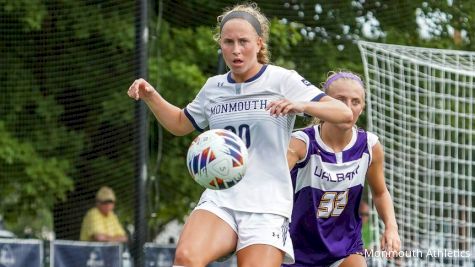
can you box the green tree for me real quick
[0,0,136,239]
[0,122,72,234]
[1,0,473,241]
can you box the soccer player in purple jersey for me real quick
[127,4,352,267]
[285,71,400,267]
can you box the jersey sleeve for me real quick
[291,130,310,164]
[282,70,326,102]
[367,131,379,164]
[183,86,208,132]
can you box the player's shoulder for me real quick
[292,125,317,140]
[204,73,229,87]
[265,64,296,76]
[266,64,288,72]
[356,127,379,147]
[356,127,375,136]
[363,129,378,139]
[195,73,230,96]
[267,65,316,89]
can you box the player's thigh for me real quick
[237,244,284,267]
[175,209,237,264]
[234,212,292,267]
[339,253,366,267]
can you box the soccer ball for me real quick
[186,129,248,190]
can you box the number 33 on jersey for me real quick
[290,124,379,223]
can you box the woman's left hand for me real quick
[266,98,305,117]
[381,227,401,256]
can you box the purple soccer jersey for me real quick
[284,125,378,267]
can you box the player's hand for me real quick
[381,227,401,257]
[127,78,156,101]
[266,98,305,117]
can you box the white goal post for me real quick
[358,41,475,267]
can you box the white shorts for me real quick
[194,200,295,264]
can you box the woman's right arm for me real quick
[127,78,195,136]
[287,137,307,170]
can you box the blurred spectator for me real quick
[79,186,127,243]
[0,229,14,239]
[0,215,14,238]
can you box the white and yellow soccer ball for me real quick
[186,129,248,190]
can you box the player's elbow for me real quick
[330,108,353,124]
[173,132,187,137]
[328,99,353,123]
[341,109,353,123]
[167,118,195,136]
[169,127,190,136]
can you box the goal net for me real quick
[358,41,475,266]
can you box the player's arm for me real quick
[287,137,307,169]
[267,95,353,124]
[127,78,194,136]
[301,95,353,123]
[366,142,401,253]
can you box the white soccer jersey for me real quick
[184,64,326,218]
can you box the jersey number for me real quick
[317,190,348,218]
[224,124,251,148]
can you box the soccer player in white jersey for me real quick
[127,3,352,266]
[285,71,401,267]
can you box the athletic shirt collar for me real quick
[315,124,358,153]
[227,64,268,83]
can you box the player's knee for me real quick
[340,254,366,267]
[174,246,206,267]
